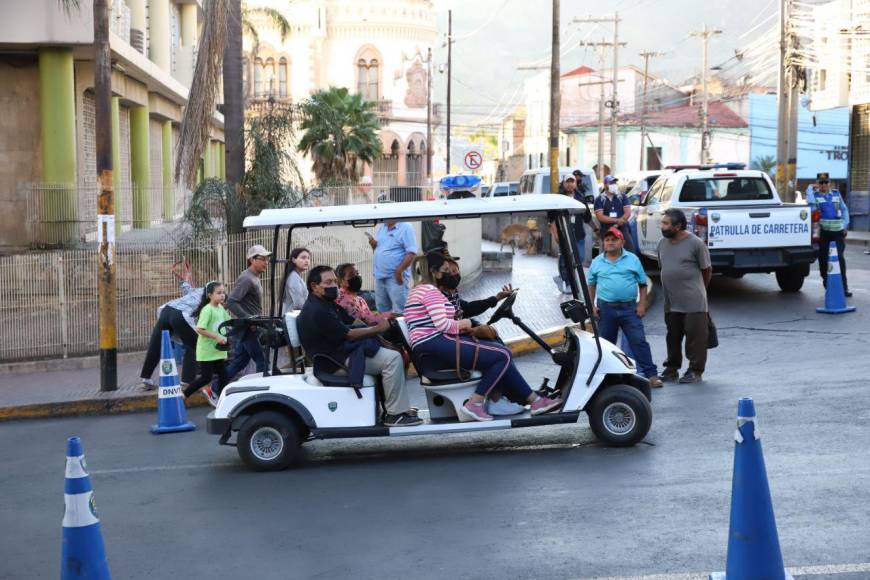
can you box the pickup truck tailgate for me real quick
[706,207,811,249]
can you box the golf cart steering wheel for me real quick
[486,290,518,325]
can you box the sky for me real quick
[430,0,781,132]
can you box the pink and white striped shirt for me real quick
[404,284,460,346]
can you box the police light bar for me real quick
[440,174,481,190]
[665,163,747,172]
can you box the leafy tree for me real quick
[298,87,383,185]
[183,103,304,238]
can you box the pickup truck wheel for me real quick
[587,384,652,447]
[237,411,303,471]
[776,267,805,293]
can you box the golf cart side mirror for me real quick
[560,300,588,323]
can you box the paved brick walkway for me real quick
[0,245,573,414]
[461,241,569,340]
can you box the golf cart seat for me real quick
[394,317,482,421]
[284,311,378,392]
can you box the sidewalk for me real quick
[846,229,870,249]
[0,246,581,420]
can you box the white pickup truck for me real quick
[634,166,820,292]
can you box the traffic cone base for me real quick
[150,330,196,434]
[709,572,793,580]
[62,436,111,579]
[817,241,855,314]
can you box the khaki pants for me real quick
[664,312,708,374]
[349,348,410,415]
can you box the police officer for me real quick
[806,172,852,297]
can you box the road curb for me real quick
[0,285,656,422]
[0,392,209,422]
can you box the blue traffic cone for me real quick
[816,241,855,314]
[150,330,196,434]
[62,436,111,579]
[709,398,793,580]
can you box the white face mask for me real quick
[608,184,618,194]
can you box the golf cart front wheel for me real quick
[237,411,303,471]
[588,384,652,447]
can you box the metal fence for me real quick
[0,229,375,363]
[22,182,190,248]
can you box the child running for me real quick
[183,281,231,406]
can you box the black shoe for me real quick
[845,291,853,297]
[679,370,703,384]
[384,412,424,427]
[661,369,679,382]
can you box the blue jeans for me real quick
[559,239,586,284]
[225,327,267,380]
[413,334,533,402]
[597,301,657,378]
[375,276,409,314]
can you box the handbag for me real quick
[455,334,480,380]
[707,313,719,349]
[469,324,499,341]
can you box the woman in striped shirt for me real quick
[404,259,563,422]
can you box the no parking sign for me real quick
[463,148,484,171]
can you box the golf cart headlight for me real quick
[612,351,635,369]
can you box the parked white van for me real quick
[519,167,598,199]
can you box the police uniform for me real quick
[806,172,851,296]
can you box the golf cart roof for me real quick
[243,193,584,229]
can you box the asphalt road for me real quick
[2,251,869,579]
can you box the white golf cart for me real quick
[207,195,653,471]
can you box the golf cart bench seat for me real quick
[284,311,378,390]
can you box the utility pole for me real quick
[576,14,625,176]
[549,0,560,194]
[639,51,663,170]
[785,36,801,203]
[94,0,117,391]
[610,12,620,175]
[692,24,722,165]
[446,10,453,173]
[426,46,432,181]
[776,0,790,197]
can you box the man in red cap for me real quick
[587,227,662,387]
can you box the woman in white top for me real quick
[282,247,311,313]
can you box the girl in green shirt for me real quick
[182,281,231,405]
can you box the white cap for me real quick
[360,175,373,185]
[246,245,272,260]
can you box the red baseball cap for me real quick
[603,226,624,240]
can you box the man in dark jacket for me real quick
[551,174,593,293]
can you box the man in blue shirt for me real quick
[588,227,662,387]
[806,172,852,297]
[594,175,636,253]
[369,220,418,313]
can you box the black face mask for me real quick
[440,273,461,290]
[323,287,339,301]
[347,276,363,292]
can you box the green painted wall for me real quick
[162,120,172,221]
[38,47,77,243]
[130,105,150,228]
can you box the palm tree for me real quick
[176,1,292,190]
[751,155,776,178]
[298,87,384,184]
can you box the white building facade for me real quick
[243,0,438,187]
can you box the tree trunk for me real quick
[223,0,244,190]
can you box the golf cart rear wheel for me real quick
[237,411,302,471]
[588,384,652,447]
